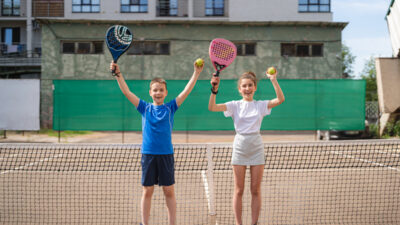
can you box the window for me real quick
[205,0,224,16]
[128,41,170,55]
[1,27,21,55]
[2,0,20,16]
[121,0,148,13]
[61,41,103,54]
[72,0,100,13]
[299,0,330,12]
[234,42,256,56]
[158,0,178,16]
[62,42,75,54]
[1,27,20,44]
[33,0,64,17]
[281,43,323,57]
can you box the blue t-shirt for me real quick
[136,99,178,155]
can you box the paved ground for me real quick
[0,130,318,144]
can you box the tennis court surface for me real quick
[1,140,399,224]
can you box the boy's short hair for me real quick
[150,77,167,90]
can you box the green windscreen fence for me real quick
[53,79,366,131]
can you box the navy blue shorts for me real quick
[141,154,175,186]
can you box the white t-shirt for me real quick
[224,100,271,134]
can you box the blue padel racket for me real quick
[105,25,133,76]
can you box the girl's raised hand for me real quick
[211,73,220,90]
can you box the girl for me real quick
[208,69,285,225]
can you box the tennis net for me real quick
[1,140,399,224]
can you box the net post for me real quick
[206,143,216,216]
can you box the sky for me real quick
[332,0,394,77]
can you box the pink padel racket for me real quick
[209,38,237,85]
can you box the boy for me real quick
[110,60,203,225]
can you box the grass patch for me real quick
[39,129,92,138]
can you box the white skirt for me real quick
[232,133,265,166]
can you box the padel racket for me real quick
[105,25,133,76]
[209,38,237,85]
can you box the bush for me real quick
[383,119,400,138]
[394,120,400,137]
[368,124,379,138]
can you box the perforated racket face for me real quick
[209,38,237,72]
[105,25,133,62]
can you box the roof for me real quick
[387,0,395,17]
[37,19,347,29]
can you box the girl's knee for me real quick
[250,186,261,197]
[234,187,245,197]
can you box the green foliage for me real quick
[368,124,380,138]
[341,44,356,78]
[395,121,400,137]
[360,56,378,101]
[383,119,400,137]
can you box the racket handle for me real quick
[111,62,119,77]
[211,71,220,86]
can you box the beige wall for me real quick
[375,57,400,134]
[375,58,400,113]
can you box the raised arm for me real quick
[110,61,140,108]
[176,61,204,106]
[266,69,285,109]
[208,75,227,112]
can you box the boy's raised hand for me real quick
[194,60,204,74]
[110,61,121,77]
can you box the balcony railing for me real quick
[156,0,188,17]
[33,0,64,17]
[0,43,41,66]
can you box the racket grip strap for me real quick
[111,66,121,77]
[211,87,218,95]
[111,70,121,77]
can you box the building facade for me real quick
[375,0,400,134]
[387,0,400,57]
[0,0,346,129]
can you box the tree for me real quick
[360,56,378,101]
[341,44,356,78]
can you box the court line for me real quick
[331,151,400,172]
[0,154,63,175]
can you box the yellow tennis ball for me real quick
[195,58,204,67]
[267,67,276,75]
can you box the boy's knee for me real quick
[163,186,175,198]
[142,186,154,198]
